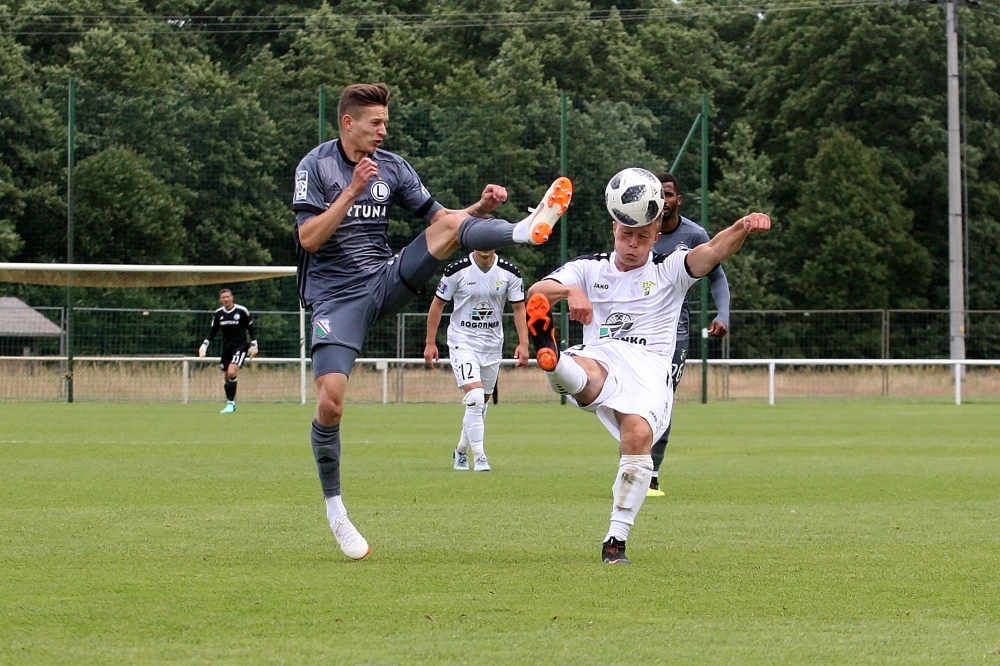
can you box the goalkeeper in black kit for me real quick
[198,288,258,413]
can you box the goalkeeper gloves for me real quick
[198,341,209,357]
[248,340,259,358]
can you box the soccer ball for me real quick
[604,168,664,227]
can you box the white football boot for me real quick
[331,513,370,560]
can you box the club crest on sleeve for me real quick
[436,281,447,296]
[294,170,309,202]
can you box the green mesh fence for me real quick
[4,304,999,362]
[3,82,708,364]
[4,82,994,386]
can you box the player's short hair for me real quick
[219,288,232,297]
[338,83,391,128]
[656,172,681,194]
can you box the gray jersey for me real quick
[292,139,444,306]
[652,216,730,340]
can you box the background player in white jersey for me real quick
[424,249,530,472]
[645,172,731,497]
[197,288,258,414]
[292,83,572,560]
[525,168,770,564]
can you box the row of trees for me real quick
[2,0,999,317]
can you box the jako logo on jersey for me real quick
[347,204,388,218]
[599,312,635,339]
[371,181,390,202]
[294,170,308,202]
[674,243,690,252]
[470,302,495,321]
[593,282,609,290]
[641,280,656,296]
[314,319,331,338]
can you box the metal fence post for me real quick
[300,305,307,404]
[881,309,889,396]
[700,93,710,405]
[768,362,776,406]
[559,90,569,406]
[66,78,76,403]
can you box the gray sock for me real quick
[458,216,514,250]
[311,420,341,497]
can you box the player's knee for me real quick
[316,392,344,425]
[620,421,653,456]
[462,387,485,410]
[441,211,464,234]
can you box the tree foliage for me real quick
[2,0,1000,316]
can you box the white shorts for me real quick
[566,339,672,443]
[448,344,502,392]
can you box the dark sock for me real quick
[458,216,514,250]
[311,420,341,497]
[224,378,237,401]
[651,436,668,472]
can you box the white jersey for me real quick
[543,250,699,361]
[435,253,525,353]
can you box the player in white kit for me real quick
[424,250,529,471]
[525,168,771,564]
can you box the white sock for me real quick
[463,406,485,459]
[606,454,653,541]
[456,428,469,455]
[511,214,534,243]
[325,495,346,524]
[605,520,631,542]
[546,354,588,395]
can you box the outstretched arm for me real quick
[707,266,731,338]
[429,184,509,223]
[424,297,448,367]
[687,212,771,278]
[510,301,530,367]
[527,279,594,325]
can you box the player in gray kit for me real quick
[292,82,573,559]
[646,173,731,497]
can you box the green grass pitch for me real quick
[2,401,1000,665]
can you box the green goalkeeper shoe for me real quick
[220,403,236,414]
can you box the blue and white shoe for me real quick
[220,403,236,414]
[454,449,469,471]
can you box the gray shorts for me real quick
[310,231,443,378]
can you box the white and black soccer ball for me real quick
[604,167,664,228]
